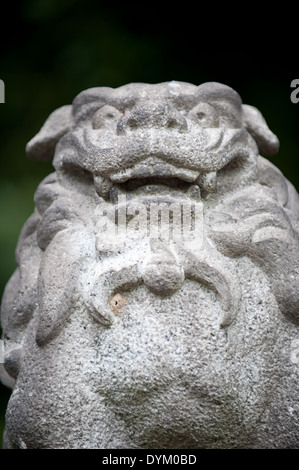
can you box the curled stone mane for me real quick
[1,81,299,449]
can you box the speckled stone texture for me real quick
[1,81,299,448]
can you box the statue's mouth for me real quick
[58,127,256,204]
[94,158,217,203]
[109,160,200,184]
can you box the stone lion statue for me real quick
[1,81,299,448]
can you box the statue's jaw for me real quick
[94,157,220,202]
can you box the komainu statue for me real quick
[1,81,299,448]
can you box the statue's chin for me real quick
[4,277,277,448]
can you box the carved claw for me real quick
[209,186,296,257]
[36,228,94,346]
[208,186,299,325]
[83,262,142,326]
[182,246,240,328]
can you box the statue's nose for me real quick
[117,102,188,134]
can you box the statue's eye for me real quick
[92,105,121,129]
[187,103,219,128]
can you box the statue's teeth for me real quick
[186,184,201,200]
[196,171,217,193]
[94,176,112,200]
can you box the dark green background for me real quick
[0,0,298,448]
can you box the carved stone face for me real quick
[60,82,253,195]
[32,81,278,200]
[1,82,299,449]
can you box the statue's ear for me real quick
[26,105,73,161]
[242,104,279,156]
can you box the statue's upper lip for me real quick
[108,158,200,183]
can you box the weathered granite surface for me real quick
[1,81,299,448]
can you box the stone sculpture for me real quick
[1,81,299,448]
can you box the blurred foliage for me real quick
[0,0,298,448]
